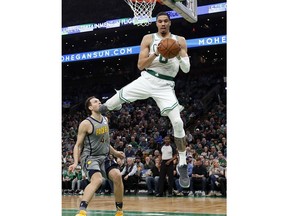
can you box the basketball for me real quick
[157,38,181,59]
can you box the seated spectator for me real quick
[62,163,75,195]
[135,155,144,177]
[71,165,82,195]
[206,159,225,197]
[116,141,125,152]
[217,151,227,168]
[121,157,138,194]
[143,156,155,170]
[145,157,161,195]
[190,157,207,196]
[124,144,135,158]
[138,136,149,150]
[116,157,125,172]
[152,150,160,162]
[129,136,139,149]
[218,167,227,197]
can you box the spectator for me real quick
[218,167,227,197]
[206,159,224,197]
[190,157,207,196]
[62,164,75,195]
[117,158,125,173]
[217,151,227,168]
[129,136,139,149]
[124,144,135,158]
[121,157,138,194]
[135,156,144,177]
[145,157,161,195]
[152,150,160,162]
[143,156,155,170]
[116,141,125,152]
[71,165,83,195]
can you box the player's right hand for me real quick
[68,163,77,173]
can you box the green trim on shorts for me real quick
[119,89,131,103]
[146,69,174,81]
[161,102,178,115]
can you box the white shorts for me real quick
[118,71,183,116]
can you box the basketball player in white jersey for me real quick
[69,96,125,216]
[100,11,191,188]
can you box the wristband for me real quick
[154,52,159,57]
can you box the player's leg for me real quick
[166,108,190,188]
[106,156,124,216]
[99,90,123,113]
[99,75,150,114]
[75,171,103,216]
[108,168,124,216]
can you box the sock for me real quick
[116,202,123,211]
[79,201,88,210]
[178,150,187,166]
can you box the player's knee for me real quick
[171,117,184,131]
[109,169,122,183]
[89,170,103,186]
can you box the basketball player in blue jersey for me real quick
[99,11,191,189]
[69,96,125,216]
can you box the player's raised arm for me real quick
[137,34,158,71]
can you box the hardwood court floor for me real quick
[62,194,226,216]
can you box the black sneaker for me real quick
[99,104,122,114]
[99,104,109,114]
[178,164,190,188]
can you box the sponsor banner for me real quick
[62,3,227,35]
[62,35,226,63]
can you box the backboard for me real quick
[161,0,197,23]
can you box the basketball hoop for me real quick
[124,0,157,27]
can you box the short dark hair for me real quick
[156,11,170,21]
[85,96,96,115]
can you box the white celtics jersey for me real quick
[146,33,180,78]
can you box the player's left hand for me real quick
[116,151,125,159]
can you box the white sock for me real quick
[178,150,187,166]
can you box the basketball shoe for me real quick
[178,164,190,188]
[99,104,122,114]
[75,210,87,216]
[115,210,124,216]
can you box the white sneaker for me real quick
[215,191,222,196]
[206,191,215,197]
[188,191,194,196]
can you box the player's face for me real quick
[89,98,101,112]
[156,15,171,35]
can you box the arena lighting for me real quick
[62,35,226,63]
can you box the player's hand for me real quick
[116,151,125,159]
[155,44,160,56]
[68,163,77,173]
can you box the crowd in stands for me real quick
[62,71,227,197]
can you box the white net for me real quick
[124,0,157,26]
